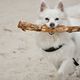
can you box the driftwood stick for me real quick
[17,21,80,33]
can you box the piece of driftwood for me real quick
[17,21,80,33]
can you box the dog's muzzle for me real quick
[48,23,56,35]
[48,27,55,35]
[49,23,55,28]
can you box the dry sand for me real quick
[0,0,80,80]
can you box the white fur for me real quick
[37,9,66,27]
[36,1,78,80]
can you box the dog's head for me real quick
[38,0,66,28]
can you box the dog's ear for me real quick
[56,1,64,12]
[40,0,48,12]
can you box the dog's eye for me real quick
[55,18,59,21]
[45,18,49,22]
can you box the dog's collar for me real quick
[43,44,64,52]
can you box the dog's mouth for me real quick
[48,25,59,35]
[49,32,54,35]
[48,27,55,35]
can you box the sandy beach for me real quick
[0,0,80,80]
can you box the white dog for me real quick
[36,0,79,80]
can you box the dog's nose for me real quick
[50,23,55,28]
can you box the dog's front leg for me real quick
[58,59,76,80]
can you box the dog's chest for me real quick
[36,32,76,68]
[36,32,64,49]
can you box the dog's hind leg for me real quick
[58,59,76,80]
